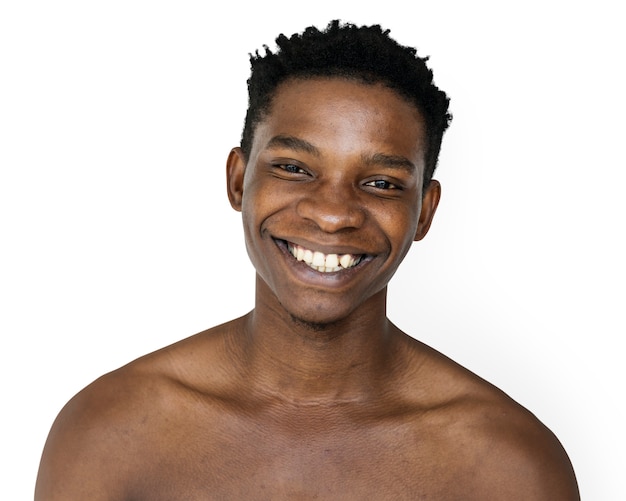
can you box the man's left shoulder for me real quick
[455,390,580,500]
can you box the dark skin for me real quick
[35,77,579,500]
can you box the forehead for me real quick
[251,77,427,167]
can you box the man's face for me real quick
[227,77,439,325]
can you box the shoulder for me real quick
[447,392,580,500]
[35,356,179,499]
[35,321,244,500]
[399,336,580,499]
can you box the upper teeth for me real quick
[287,242,362,273]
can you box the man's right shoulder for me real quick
[35,322,243,500]
[35,354,184,498]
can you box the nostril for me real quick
[296,197,365,232]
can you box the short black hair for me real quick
[241,20,452,189]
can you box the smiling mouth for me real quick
[286,241,365,273]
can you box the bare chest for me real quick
[125,407,471,500]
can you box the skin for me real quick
[35,77,580,500]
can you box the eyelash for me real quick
[275,163,308,175]
[364,179,399,190]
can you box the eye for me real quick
[272,162,309,177]
[364,179,399,190]
[277,163,307,174]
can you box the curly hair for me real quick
[241,20,452,189]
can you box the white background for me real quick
[1,1,624,499]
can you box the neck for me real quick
[236,276,402,404]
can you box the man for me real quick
[36,20,579,500]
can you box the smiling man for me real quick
[36,21,580,500]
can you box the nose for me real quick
[295,181,365,233]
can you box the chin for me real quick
[288,313,338,332]
[280,299,353,333]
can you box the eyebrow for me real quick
[363,152,417,175]
[265,135,321,157]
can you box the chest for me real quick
[126,409,472,500]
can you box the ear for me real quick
[414,180,441,241]
[226,147,246,212]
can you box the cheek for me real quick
[239,180,287,256]
[243,177,300,230]
[240,178,268,234]
[374,202,421,250]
